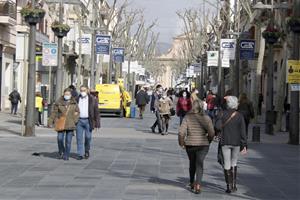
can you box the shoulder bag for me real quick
[55,106,70,132]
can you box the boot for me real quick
[232,166,237,192]
[224,169,233,193]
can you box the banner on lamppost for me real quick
[220,38,236,60]
[76,34,91,55]
[240,39,255,60]
[287,60,300,84]
[207,51,219,66]
[96,35,111,55]
[42,42,58,66]
[112,47,125,63]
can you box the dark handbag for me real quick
[217,141,224,166]
[170,108,176,116]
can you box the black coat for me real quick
[76,94,100,130]
[215,109,247,149]
[136,90,149,106]
[9,91,21,104]
[238,102,254,123]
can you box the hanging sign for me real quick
[287,60,300,84]
[96,35,111,55]
[220,39,236,60]
[76,34,91,55]
[240,39,255,60]
[112,47,125,63]
[42,43,58,66]
[207,51,219,66]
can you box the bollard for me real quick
[130,106,136,118]
[125,107,131,118]
[252,126,260,142]
[43,107,48,127]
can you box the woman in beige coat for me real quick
[48,88,80,160]
[179,99,215,194]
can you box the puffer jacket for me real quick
[158,97,173,115]
[48,97,80,131]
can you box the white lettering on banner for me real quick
[96,37,110,44]
[220,39,236,60]
[240,41,255,49]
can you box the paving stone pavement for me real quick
[0,111,299,200]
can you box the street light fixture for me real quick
[253,1,289,135]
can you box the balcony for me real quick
[0,0,16,26]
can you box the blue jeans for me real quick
[76,118,92,156]
[57,131,73,159]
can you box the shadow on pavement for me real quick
[31,152,78,160]
[0,127,21,136]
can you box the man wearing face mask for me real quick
[76,85,100,160]
[150,85,163,133]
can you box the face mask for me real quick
[195,90,199,94]
[158,88,163,93]
[81,92,87,97]
[183,93,187,97]
[64,95,71,101]
[163,95,167,99]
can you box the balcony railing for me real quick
[0,0,16,19]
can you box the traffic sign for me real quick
[42,43,58,66]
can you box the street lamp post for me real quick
[253,1,289,135]
[22,1,45,136]
[289,0,300,145]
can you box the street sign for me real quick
[222,58,230,68]
[220,39,236,60]
[112,47,125,63]
[96,35,111,55]
[207,51,219,66]
[240,39,255,60]
[42,43,58,66]
[287,60,300,84]
[76,34,91,55]
[291,84,300,91]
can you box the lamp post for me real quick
[21,1,45,136]
[288,0,300,145]
[253,1,289,135]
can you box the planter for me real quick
[264,35,279,44]
[52,27,69,38]
[21,8,45,25]
[288,17,300,34]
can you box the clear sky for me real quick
[109,0,217,44]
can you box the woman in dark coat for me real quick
[176,90,192,125]
[215,96,247,194]
[238,93,254,137]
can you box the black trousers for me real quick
[152,111,162,132]
[186,146,209,185]
[11,103,18,114]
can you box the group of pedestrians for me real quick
[150,85,174,135]
[48,85,100,161]
[178,90,252,194]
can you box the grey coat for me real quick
[215,109,247,149]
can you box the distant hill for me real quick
[156,42,172,56]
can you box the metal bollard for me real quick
[252,126,260,142]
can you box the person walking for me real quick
[76,85,100,160]
[176,90,192,125]
[48,88,80,160]
[9,89,21,115]
[191,88,199,103]
[215,96,247,194]
[206,90,216,119]
[35,92,43,126]
[238,93,254,137]
[158,93,173,135]
[136,87,149,119]
[178,99,215,194]
[150,85,163,133]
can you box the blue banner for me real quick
[95,35,111,55]
[240,39,255,60]
[112,47,125,63]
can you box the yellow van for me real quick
[96,84,124,117]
